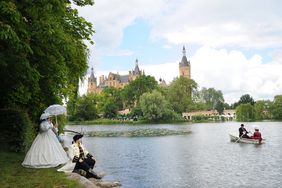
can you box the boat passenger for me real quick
[239,124,251,139]
[251,128,262,143]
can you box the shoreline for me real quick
[67,118,229,125]
[1,151,121,188]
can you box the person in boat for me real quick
[251,127,262,143]
[69,134,102,179]
[239,124,251,139]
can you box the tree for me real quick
[195,87,225,113]
[234,94,255,108]
[139,90,179,121]
[100,97,119,118]
[236,103,255,121]
[254,100,272,120]
[167,77,197,113]
[102,87,123,110]
[0,0,94,121]
[215,101,225,115]
[271,95,282,120]
[98,87,122,118]
[73,94,98,120]
[122,75,158,108]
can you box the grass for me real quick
[0,152,83,188]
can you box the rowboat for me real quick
[229,134,264,144]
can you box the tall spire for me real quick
[89,67,96,81]
[133,58,141,75]
[182,45,186,57]
[179,46,189,66]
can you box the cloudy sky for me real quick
[76,0,282,104]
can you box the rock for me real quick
[66,172,121,188]
[66,172,98,188]
[89,178,122,188]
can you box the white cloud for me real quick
[76,0,282,49]
[80,46,282,104]
[76,1,282,103]
[74,0,165,67]
[141,46,282,103]
[149,0,282,48]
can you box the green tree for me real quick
[122,75,158,108]
[167,77,197,113]
[215,101,225,115]
[102,87,123,110]
[236,103,255,121]
[73,94,98,120]
[195,87,225,113]
[234,94,255,108]
[0,0,94,121]
[271,95,282,120]
[139,90,179,122]
[99,87,122,118]
[101,97,118,118]
[254,100,272,120]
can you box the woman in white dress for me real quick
[22,112,69,168]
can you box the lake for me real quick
[64,121,282,188]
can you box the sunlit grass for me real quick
[0,152,82,188]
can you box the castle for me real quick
[87,46,191,93]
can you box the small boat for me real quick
[229,134,264,144]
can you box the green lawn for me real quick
[0,152,82,188]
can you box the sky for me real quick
[75,0,282,104]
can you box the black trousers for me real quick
[74,157,96,177]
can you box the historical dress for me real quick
[22,116,68,168]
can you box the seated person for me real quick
[69,134,101,179]
[251,128,262,143]
[239,124,251,138]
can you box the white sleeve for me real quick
[39,121,52,132]
[68,145,75,162]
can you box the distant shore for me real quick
[67,118,229,125]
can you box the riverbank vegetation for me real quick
[235,94,282,121]
[68,75,226,123]
[0,152,82,188]
[68,75,282,123]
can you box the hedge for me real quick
[0,109,35,152]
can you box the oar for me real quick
[235,133,245,143]
[63,129,81,134]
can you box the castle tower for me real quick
[87,67,97,94]
[129,58,143,81]
[179,46,191,79]
[133,59,141,75]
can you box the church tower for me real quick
[87,67,97,94]
[179,46,191,79]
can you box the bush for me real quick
[236,103,255,121]
[0,109,35,152]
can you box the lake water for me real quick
[64,121,282,188]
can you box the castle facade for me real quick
[87,46,191,94]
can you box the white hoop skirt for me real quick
[22,122,69,168]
